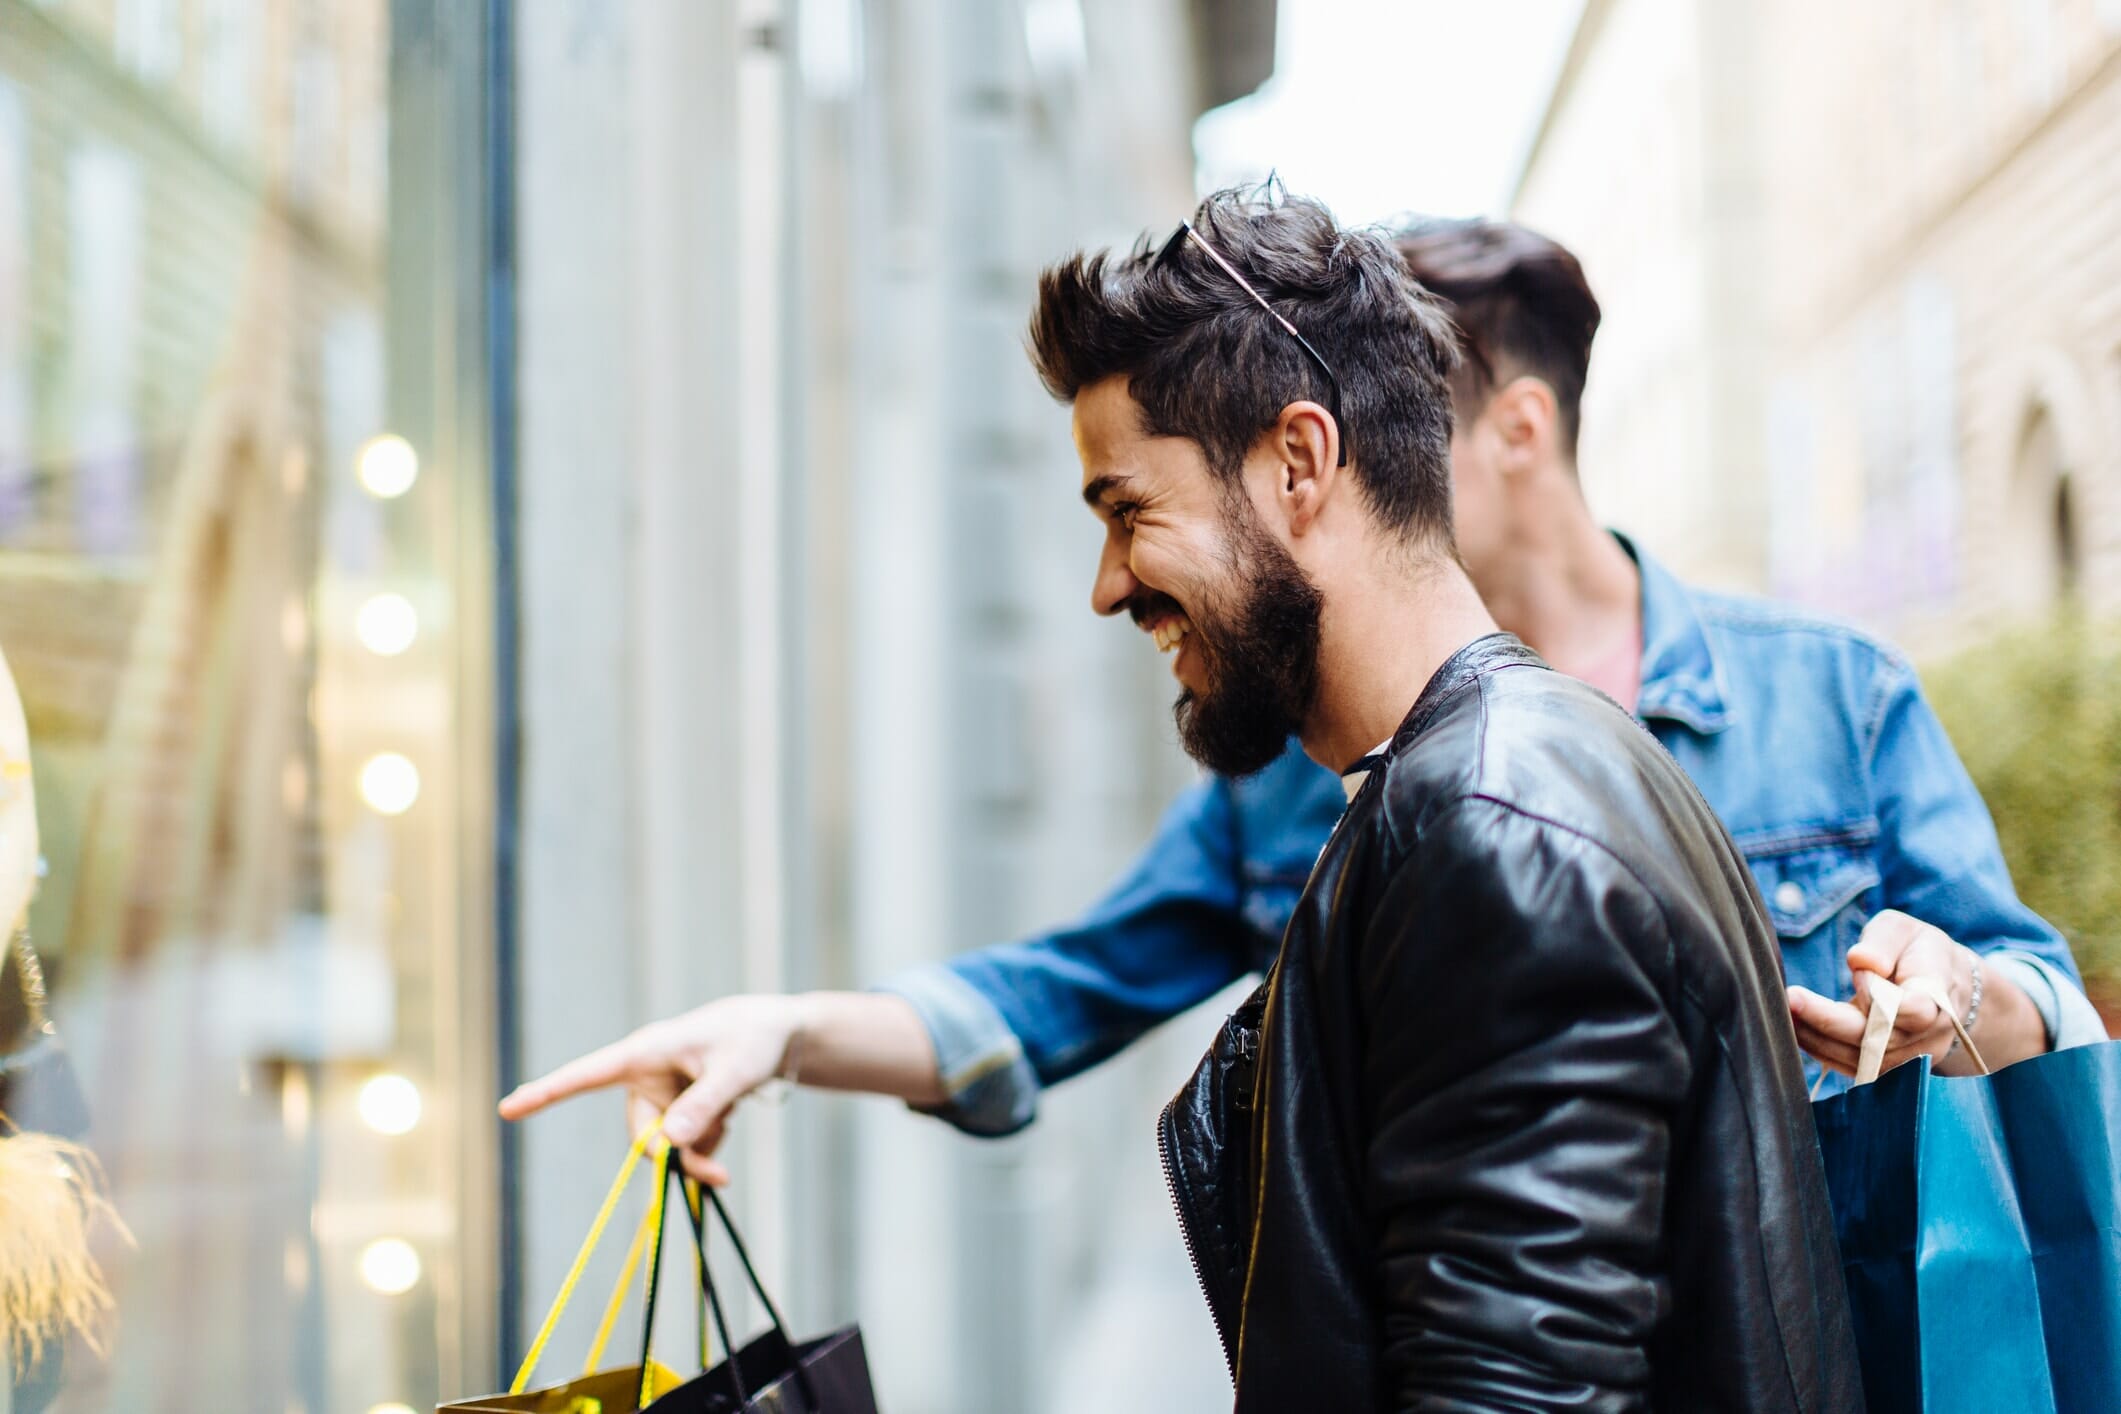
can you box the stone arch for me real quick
[1993,345,2096,616]
[2012,406,2076,596]
[1996,344,2099,477]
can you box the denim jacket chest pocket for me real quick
[1737,822,1883,1002]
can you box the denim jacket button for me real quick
[1773,881,1805,914]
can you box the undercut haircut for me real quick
[1392,217,1602,459]
[1027,183,1462,545]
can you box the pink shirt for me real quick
[1580,623,1643,716]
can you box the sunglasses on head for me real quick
[1154,220,1347,467]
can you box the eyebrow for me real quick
[1081,474,1136,511]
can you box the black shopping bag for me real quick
[649,1181,877,1414]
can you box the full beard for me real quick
[1174,513,1325,777]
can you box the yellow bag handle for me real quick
[511,1122,669,1395]
[582,1196,656,1375]
[582,1170,716,1377]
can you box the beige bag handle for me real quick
[1853,974,1991,1085]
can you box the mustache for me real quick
[1125,591,1187,628]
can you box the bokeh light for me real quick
[358,1238,421,1296]
[356,433,419,499]
[359,753,421,816]
[355,593,419,656]
[358,1074,423,1136]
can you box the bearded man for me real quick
[1010,188,1859,1411]
[503,189,1865,1410]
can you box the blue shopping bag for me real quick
[1813,977,2121,1414]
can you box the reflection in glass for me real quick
[357,1072,421,1136]
[354,593,418,657]
[358,753,421,817]
[0,2,485,1407]
[355,434,419,500]
[357,1238,421,1297]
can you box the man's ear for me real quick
[1492,377,1559,474]
[1270,399,1339,534]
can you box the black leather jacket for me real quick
[1159,635,1862,1412]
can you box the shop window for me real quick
[0,3,496,1410]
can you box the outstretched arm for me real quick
[500,991,942,1186]
[502,751,1344,1168]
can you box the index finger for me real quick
[499,1038,643,1120]
[1848,909,1922,978]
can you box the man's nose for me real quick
[1090,538,1138,618]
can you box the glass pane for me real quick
[0,2,490,1410]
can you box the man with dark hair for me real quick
[1022,194,1462,776]
[499,206,2095,1144]
[500,208,2091,1397]
[508,189,1863,1409]
[1017,186,1854,1409]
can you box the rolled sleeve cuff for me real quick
[1986,951,2110,1053]
[873,963,1042,1138]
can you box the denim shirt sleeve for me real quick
[1986,954,2110,1051]
[1867,657,2095,1031]
[875,774,1261,1137]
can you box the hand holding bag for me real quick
[1813,974,2121,1413]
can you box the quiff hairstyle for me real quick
[1027,184,1462,545]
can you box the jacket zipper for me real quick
[1157,1106,1238,1378]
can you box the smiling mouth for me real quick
[1149,615,1194,653]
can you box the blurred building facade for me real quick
[0,0,1270,1411]
[1515,0,2121,655]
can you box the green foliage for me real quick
[1924,612,2121,990]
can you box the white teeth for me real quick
[1151,619,1192,653]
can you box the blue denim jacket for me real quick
[882,539,2099,1133]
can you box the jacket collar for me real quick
[1384,631,1544,761]
[1618,531,1733,735]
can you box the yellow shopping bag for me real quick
[440,1126,692,1413]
